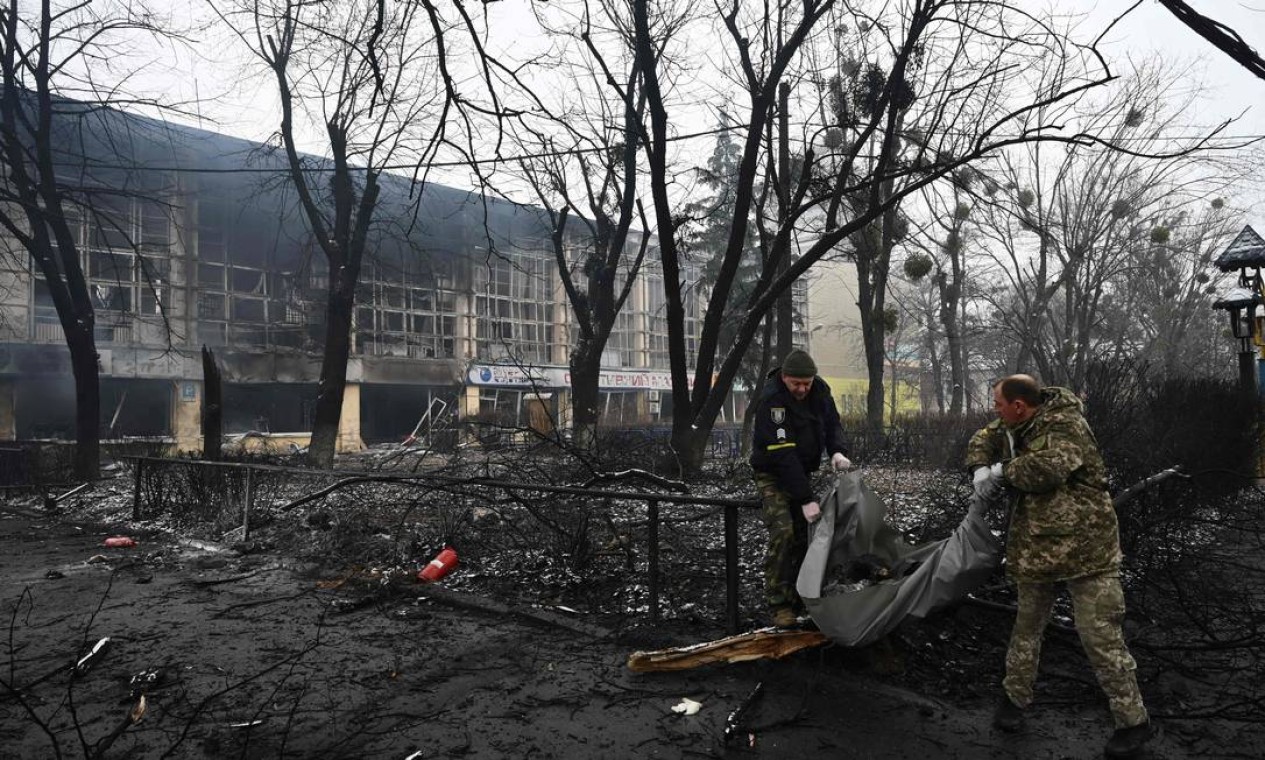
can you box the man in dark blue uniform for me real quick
[749,349,852,627]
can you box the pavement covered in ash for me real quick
[0,508,1206,759]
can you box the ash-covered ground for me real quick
[1,455,1260,758]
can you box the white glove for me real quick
[831,453,852,471]
[801,501,822,523]
[972,463,1006,499]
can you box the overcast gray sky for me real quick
[1075,1,1265,228]
[145,0,1264,228]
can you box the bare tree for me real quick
[510,4,657,451]
[970,64,1244,388]
[903,172,980,415]
[1106,197,1239,379]
[0,0,183,479]
[1154,0,1265,80]
[623,0,1126,469]
[215,0,502,467]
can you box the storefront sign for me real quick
[466,363,678,391]
[466,364,549,387]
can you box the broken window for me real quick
[139,200,171,253]
[198,198,228,262]
[198,292,226,320]
[472,251,553,364]
[354,259,461,360]
[198,321,227,347]
[198,262,225,288]
[232,297,266,322]
[88,195,132,249]
[231,267,266,293]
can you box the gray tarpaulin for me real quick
[796,471,1003,647]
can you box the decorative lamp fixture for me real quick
[1213,287,1262,346]
[1213,225,1265,398]
[1214,224,1265,291]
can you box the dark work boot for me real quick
[992,695,1025,733]
[1104,721,1155,759]
[771,607,798,628]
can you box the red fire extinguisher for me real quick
[418,546,458,582]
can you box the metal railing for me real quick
[0,447,31,486]
[129,456,762,633]
[839,425,977,469]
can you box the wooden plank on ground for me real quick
[627,627,829,672]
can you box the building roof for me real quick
[1214,225,1265,272]
[33,94,566,272]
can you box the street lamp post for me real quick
[1214,225,1265,481]
[1212,288,1262,398]
[1213,225,1265,397]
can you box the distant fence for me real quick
[128,456,763,633]
[594,423,977,468]
[0,442,78,487]
[840,425,978,469]
[275,422,968,471]
[592,425,744,460]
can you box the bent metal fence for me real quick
[129,457,763,633]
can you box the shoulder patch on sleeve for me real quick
[770,407,785,424]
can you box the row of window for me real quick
[17,194,796,370]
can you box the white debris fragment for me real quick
[671,697,702,716]
[74,637,110,675]
[179,538,227,554]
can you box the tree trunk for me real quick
[632,0,694,474]
[740,315,775,457]
[308,278,356,468]
[939,243,967,415]
[774,83,794,362]
[925,327,945,414]
[570,348,602,453]
[201,346,222,461]
[859,199,899,433]
[857,251,886,433]
[944,305,965,415]
[66,326,99,480]
[864,329,886,431]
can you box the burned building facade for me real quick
[0,108,787,452]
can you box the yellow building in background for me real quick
[805,258,921,422]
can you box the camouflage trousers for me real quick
[753,473,809,612]
[1003,572,1149,728]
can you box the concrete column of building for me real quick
[170,380,202,454]
[551,265,569,366]
[632,275,650,420]
[459,384,481,445]
[550,257,572,429]
[336,382,366,453]
[461,384,480,419]
[455,290,474,362]
[0,377,15,440]
[179,187,197,352]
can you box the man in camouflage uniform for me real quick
[967,375,1154,759]
[750,349,851,628]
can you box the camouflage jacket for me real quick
[965,387,1121,583]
